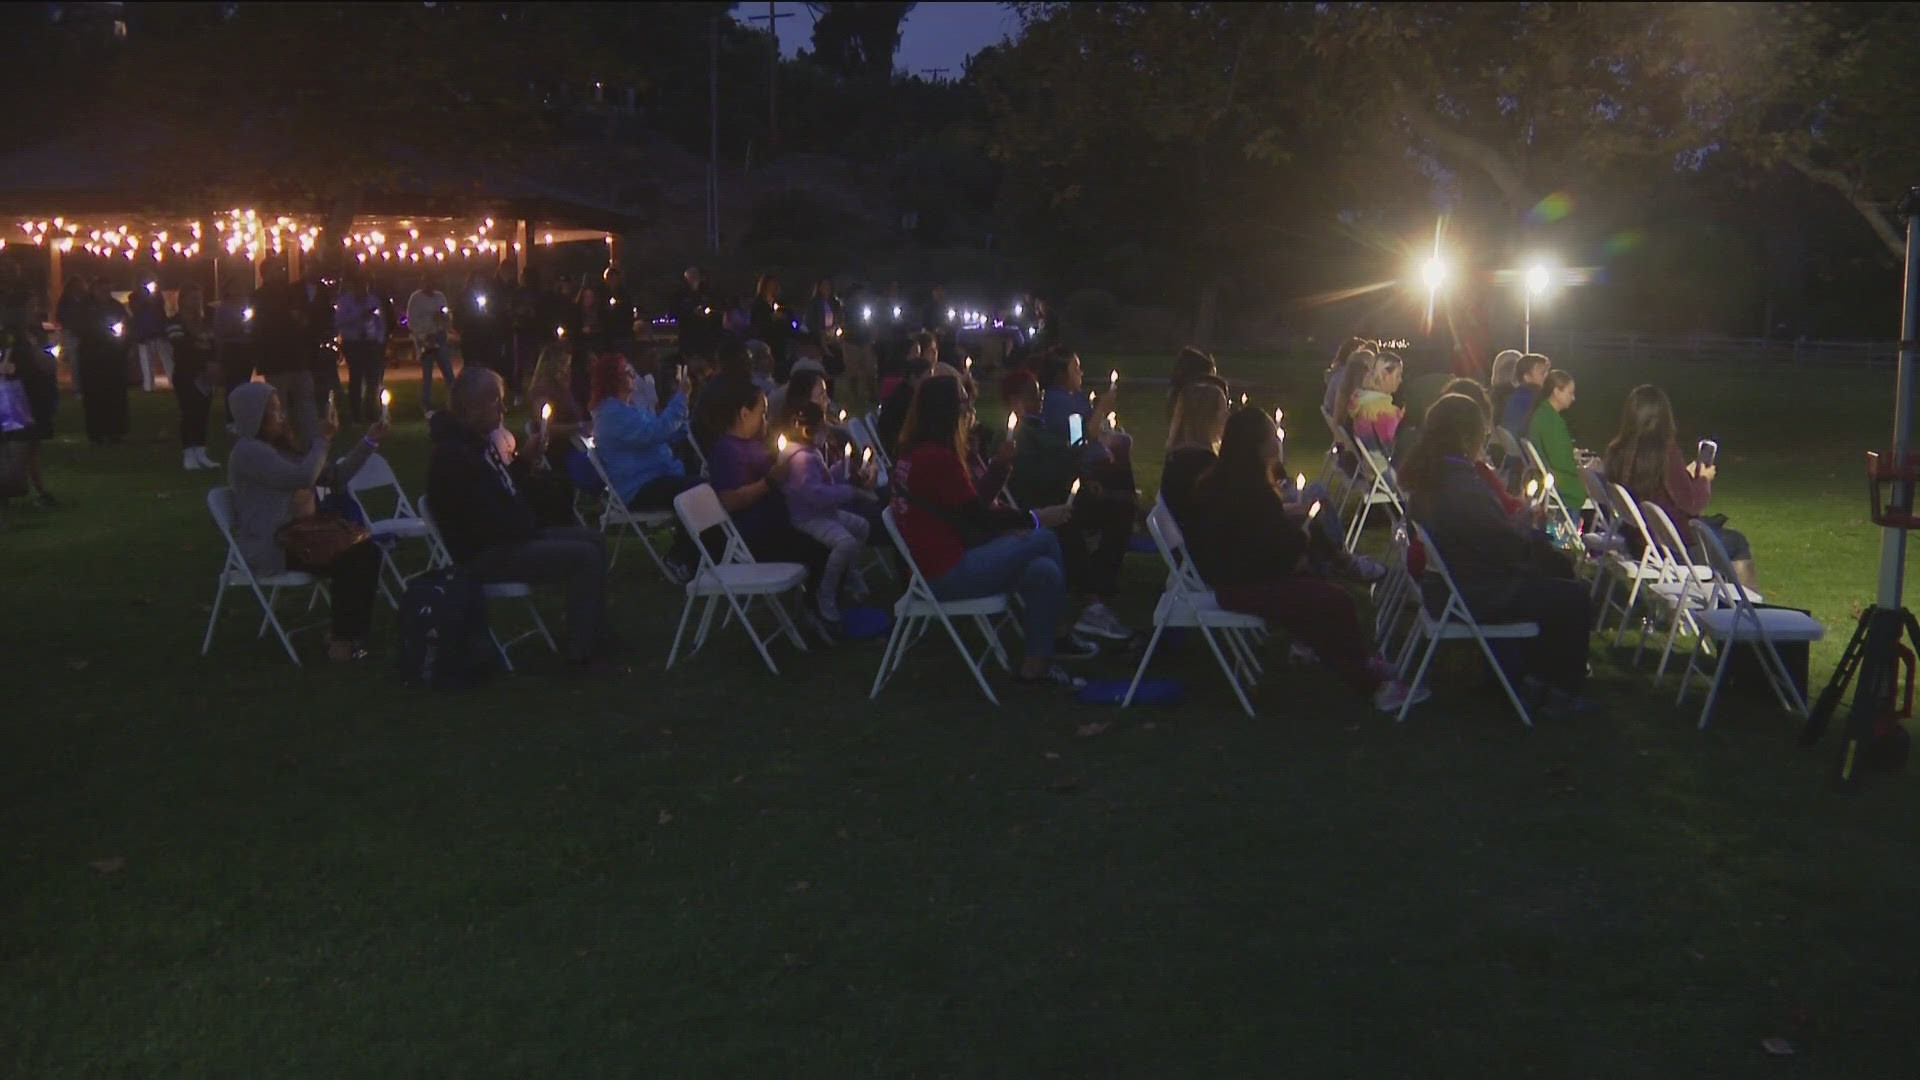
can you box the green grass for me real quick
[5,355,1920,1077]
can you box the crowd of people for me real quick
[1,256,1760,715]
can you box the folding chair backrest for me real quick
[574,435,622,505]
[206,487,251,573]
[344,452,417,520]
[1145,498,1207,596]
[879,505,940,603]
[413,495,454,566]
[1690,519,1751,615]
[686,435,712,479]
[1405,520,1476,623]
[845,416,890,484]
[1521,438,1577,532]
[1491,426,1523,461]
[1639,499,1708,591]
[1580,465,1615,529]
[673,483,751,567]
[1608,481,1663,574]
[1321,406,1353,450]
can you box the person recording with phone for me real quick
[1604,383,1757,590]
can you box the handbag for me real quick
[275,511,371,566]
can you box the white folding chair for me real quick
[1316,405,1357,498]
[1520,438,1583,545]
[202,487,330,665]
[1636,500,1768,682]
[572,435,680,579]
[686,434,712,480]
[844,416,891,488]
[1343,445,1404,552]
[1122,499,1268,716]
[1579,465,1629,597]
[1488,426,1526,493]
[1600,481,1713,645]
[1678,519,1824,729]
[345,452,436,607]
[667,483,810,674]
[415,495,560,672]
[1390,521,1541,727]
[870,506,1016,704]
[862,411,895,472]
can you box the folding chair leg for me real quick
[770,593,809,653]
[202,577,228,656]
[491,630,516,672]
[693,595,722,651]
[937,612,1000,705]
[1474,635,1534,728]
[1121,625,1167,708]
[1654,610,1690,684]
[1696,638,1736,729]
[870,617,910,699]
[730,594,785,675]
[972,614,1012,671]
[525,599,559,653]
[1398,635,1442,722]
[1198,625,1257,717]
[666,595,699,669]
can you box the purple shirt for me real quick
[708,433,787,537]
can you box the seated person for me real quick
[1441,378,1529,519]
[1488,348,1523,423]
[1165,345,1218,421]
[1400,394,1593,701]
[526,344,585,470]
[427,368,615,667]
[1321,337,1373,419]
[892,376,1093,688]
[876,333,936,458]
[1186,407,1423,712]
[1348,351,1406,452]
[227,383,386,661]
[587,353,697,509]
[1604,383,1756,589]
[1160,381,1231,530]
[779,402,880,625]
[1499,351,1550,434]
[1525,369,1583,504]
[1004,373,1135,643]
[701,374,833,615]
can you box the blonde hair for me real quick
[1168,382,1230,452]
[1361,351,1404,392]
[1491,349,1523,388]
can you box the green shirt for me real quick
[1527,402,1582,502]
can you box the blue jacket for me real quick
[1501,386,1538,434]
[592,392,689,503]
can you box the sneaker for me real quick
[1054,634,1101,660]
[1014,664,1088,690]
[182,449,202,471]
[663,558,694,586]
[195,447,220,468]
[1346,554,1388,583]
[1373,681,1432,714]
[1073,603,1133,641]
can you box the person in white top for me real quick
[405,281,449,356]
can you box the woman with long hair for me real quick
[1603,384,1755,588]
[1,288,59,504]
[702,374,833,627]
[893,375,1093,687]
[1349,351,1407,451]
[1401,394,1593,701]
[1330,348,1375,433]
[1160,381,1231,528]
[1187,406,1422,710]
[1321,337,1372,419]
[1166,346,1218,420]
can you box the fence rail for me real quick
[1526,329,1896,368]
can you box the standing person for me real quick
[1525,369,1582,502]
[335,277,387,423]
[417,309,457,416]
[749,274,794,381]
[226,382,387,661]
[251,270,309,446]
[1188,407,1427,712]
[427,367,617,668]
[671,266,720,363]
[1,289,60,505]
[52,275,89,396]
[891,375,1094,687]
[1603,384,1758,590]
[213,284,258,430]
[455,270,502,378]
[168,285,219,471]
[405,278,449,361]
[77,280,131,445]
[129,282,171,391]
[807,279,847,385]
[299,276,342,438]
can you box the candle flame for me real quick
[1106,411,1117,430]
[862,446,873,464]
[1109,369,1118,386]
[1295,472,1306,490]
[1308,501,1323,520]
[1070,479,1081,498]
[1526,479,1540,499]
[777,434,788,452]
[541,403,552,422]
[1007,412,1018,432]
[380,389,391,406]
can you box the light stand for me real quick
[1803,186,1920,778]
[1524,291,1532,353]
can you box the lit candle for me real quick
[1543,473,1556,492]
[838,409,848,423]
[144,281,157,294]
[1526,479,1540,500]
[862,306,872,322]
[777,434,788,454]
[380,388,391,423]
[1308,501,1323,520]
[1007,412,1019,433]
[1109,369,1118,390]
[555,325,565,339]
[1106,411,1117,431]
[1274,407,1282,427]
[111,321,124,337]
[1295,472,1306,491]
[540,402,552,436]
[1240,393,1248,406]
[1070,479,1081,498]
[862,446,873,465]
[243,307,253,322]
[477,294,487,309]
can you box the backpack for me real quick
[394,568,497,689]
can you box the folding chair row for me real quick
[414,496,560,672]
[869,506,1017,704]
[1120,498,1267,716]
[344,452,437,608]
[202,486,332,666]
[572,434,682,580]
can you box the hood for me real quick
[429,410,489,448]
[228,382,277,440]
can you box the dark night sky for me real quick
[737,2,1021,79]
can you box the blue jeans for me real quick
[419,346,458,411]
[928,528,1067,660]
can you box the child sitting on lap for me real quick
[780,402,879,623]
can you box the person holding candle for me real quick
[780,401,879,625]
[749,274,794,381]
[76,279,131,445]
[167,285,219,470]
[427,368,617,669]
[893,375,1096,688]
[587,354,698,511]
[1187,407,1426,712]
[1165,346,1219,421]
[702,375,832,631]
[335,277,388,424]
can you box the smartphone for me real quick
[1068,413,1084,444]
[1698,439,1719,468]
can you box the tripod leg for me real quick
[1801,605,1872,747]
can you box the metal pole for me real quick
[1524,292,1532,353]
[767,1,778,148]
[1875,190,1920,608]
[709,15,720,253]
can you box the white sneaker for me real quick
[195,447,220,468]
[1373,681,1432,714]
[182,449,202,471]
[1073,603,1133,641]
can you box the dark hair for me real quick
[909,330,937,363]
[1000,370,1040,412]
[1397,394,1488,500]
[1532,369,1574,423]
[1331,337,1371,372]
[1518,352,1551,381]
[755,273,780,301]
[1196,406,1283,501]
[781,370,826,419]
[899,374,971,461]
[700,374,766,438]
[1603,384,1681,499]
[786,400,826,434]
[1036,348,1077,391]
[1167,346,1219,418]
[1441,377,1491,418]
[1333,350,1376,428]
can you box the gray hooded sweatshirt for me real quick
[225,383,374,570]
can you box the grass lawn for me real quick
[5,352,1920,1076]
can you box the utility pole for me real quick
[745,2,791,150]
[708,14,720,253]
[922,67,951,82]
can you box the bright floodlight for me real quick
[1422,257,1447,290]
[1526,265,1551,296]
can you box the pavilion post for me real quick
[48,239,62,310]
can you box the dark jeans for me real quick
[288,537,380,642]
[1218,576,1383,694]
[1467,578,1593,691]
[1057,490,1134,598]
[173,364,211,449]
[420,347,458,412]
[343,341,387,422]
[218,342,257,422]
[468,526,610,663]
[78,346,129,443]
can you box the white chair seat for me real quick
[1152,591,1266,630]
[687,562,808,595]
[1582,532,1624,554]
[226,568,317,588]
[603,506,676,527]
[1695,607,1825,643]
[1650,580,1764,605]
[368,517,432,540]
[1607,555,1712,581]
[482,582,534,599]
[1418,609,1539,640]
[896,592,1008,618]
